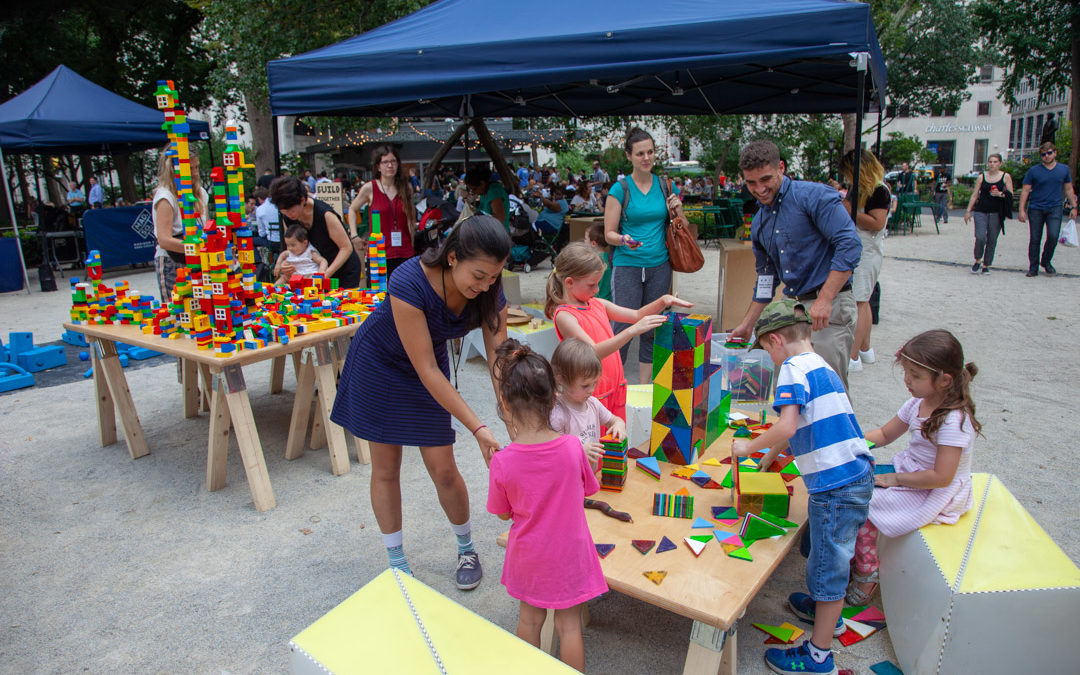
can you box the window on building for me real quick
[1036,114,1044,143]
[944,107,958,117]
[973,139,989,170]
[977,101,991,116]
[1010,119,1017,147]
[1025,116,1035,147]
[980,65,994,83]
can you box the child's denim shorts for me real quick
[805,470,873,601]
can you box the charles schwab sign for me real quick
[925,123,992,133]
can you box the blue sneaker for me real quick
[788,592,845,637]
[765,640,837,675]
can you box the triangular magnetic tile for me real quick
[691,516,713,528]
[684,537,707,556]
[726,546,753,561]
[643,570,667,585]
[656,536,677,553]
[632,539,656,555]
[595,543,615,558]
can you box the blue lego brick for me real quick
[0,363,34,392]
[16,345,67,373]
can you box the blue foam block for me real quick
[118,354,130,367]
[125,346,163,360]
[8,332,33,356]
[61,330,89,347]
[0,363,34,392]
[16,345,67,373]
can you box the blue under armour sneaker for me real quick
[765,640,838,675]
[788,592,846,637]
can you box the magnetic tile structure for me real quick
[598,433,628,492]
[731,446,790,518]
[652,491,693,518]
[650,312,728,465]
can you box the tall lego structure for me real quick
[368,211,387,292]
[650,312,727,464]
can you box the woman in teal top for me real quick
[465,165,508,229]
[603,127,684,383]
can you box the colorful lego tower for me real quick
[650,312,726,464]
[368,210,388,292]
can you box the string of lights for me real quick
[306,120,577,153]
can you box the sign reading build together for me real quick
[315,182,345,220]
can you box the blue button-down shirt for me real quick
[89,183,104,205]
[751,176,862,300]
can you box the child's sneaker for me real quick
[788,592,845,637]
[764,640,838,675]
[848,357,862,372]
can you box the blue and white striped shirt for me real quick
[774,352,872,493]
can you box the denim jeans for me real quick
[805,469,873,602]
[1027,206,1063,270]
[933,192,949,223]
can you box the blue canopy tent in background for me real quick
[266,0,885,210]
[0,65,210,293]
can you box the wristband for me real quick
[471,423,487,435]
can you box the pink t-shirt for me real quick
[487,435,608,609]
[549,396,614,449]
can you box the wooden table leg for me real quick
[269,356,286,394]
[198,362,212,413]
[347,431,371,465]
[540,609,557,655]
[182,358,199,418]
[206,377,231,492]
[309,407,326,450]
[291,351,302,378]
[89,339,117,447]
[312,341,349,475]
[683,620,736,675]
[95,340,149,459]
[332,335,351,376]
[285,352,316,461]
[219,365,275,512]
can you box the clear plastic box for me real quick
[711,337,774,406]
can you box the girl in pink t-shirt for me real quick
[487,339,608,672]
[545,242,691,421]
[549,338,627,471]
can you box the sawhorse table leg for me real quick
[269,355,286,394]
[285,350,316,461]
[90,341,117,447]
[92,339,149,459]
[312,341,349,475]
[285,344,350,476]
[683,620,737,675]
[208,364,276,512]
[182,358,199,418]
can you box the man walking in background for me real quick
[1019,142,1077,276]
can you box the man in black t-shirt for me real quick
[933,170,951,224]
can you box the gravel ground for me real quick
[1,209,1077,674]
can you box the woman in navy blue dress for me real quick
[332,215,510,589]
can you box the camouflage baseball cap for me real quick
[751,298,812,349]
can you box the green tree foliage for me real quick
[880,132,938,168]
[191,0,432,175]
[972,0,1080,177]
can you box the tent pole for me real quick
[0,146,33,294]
[849,54,867,222]
[875,109,883,160]
[272,117,282,176]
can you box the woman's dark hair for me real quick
[371,145,414,226]
[624,127,655,155]
[494,339,556,427]
[269,176,306,210]
[421,214,511,332]
[464,165,492,190]
[284,224,308,242]
[896,329,982,440]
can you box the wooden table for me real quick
[64,322,367,511]
[500,425,808,674]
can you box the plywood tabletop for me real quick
[585,429,807,630]
[63,322,360,367]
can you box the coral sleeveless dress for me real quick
[553,298,627,420]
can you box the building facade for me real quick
[1007,79,1070,163]
[869,64,1011,176]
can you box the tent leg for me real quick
[473,119,518,196]
[875,109,883,160]
[0,146,33,294]
[849,55,867,222]
[272,116,281,177]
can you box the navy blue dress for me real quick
[331,257,504,446]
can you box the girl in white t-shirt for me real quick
[549,338,627,470]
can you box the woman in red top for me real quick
[347,145,417,279]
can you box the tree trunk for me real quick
[12,154,30,205]
[245,89,277,177]
[841,113,857,154]
[79,154,94,188]
[41,155,64,205]
[1071,3,1080,183]
[114,153,138,203]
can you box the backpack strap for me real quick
[618,177,631,227]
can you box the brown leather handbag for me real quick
[662,179,704,273]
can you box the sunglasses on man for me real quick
[1041,150,1056,157]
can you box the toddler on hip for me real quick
[275,224,327,284]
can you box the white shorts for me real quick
[851,230,884,303]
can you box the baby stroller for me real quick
[415,195,459,256]
[506,194,556,273]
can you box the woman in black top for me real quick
[963,153,1014,275]
[270,176,363,288]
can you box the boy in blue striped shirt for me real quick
[732,298,873,675]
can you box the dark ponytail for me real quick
[494,339,556,426]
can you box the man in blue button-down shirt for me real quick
[730,140,862,388]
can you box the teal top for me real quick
[478,182,509,228]
[608,175,674,268]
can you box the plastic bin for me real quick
[711,341,774,406]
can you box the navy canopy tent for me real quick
[266,0,886,119]
[0,65,209,154]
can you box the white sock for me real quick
[805,640,831,664]
[381,530,404,548]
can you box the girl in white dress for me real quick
[848,329,981,605]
